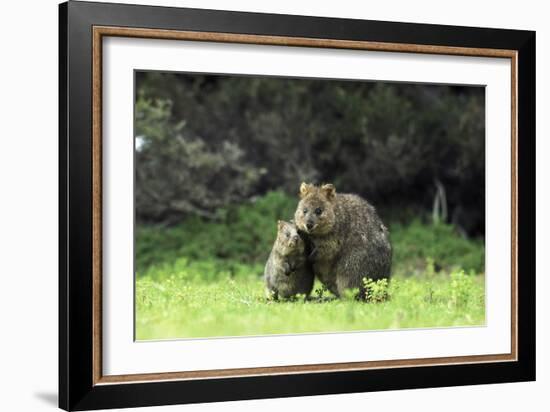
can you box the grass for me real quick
[135,191,485,340]
[135,266,484,340]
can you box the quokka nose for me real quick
[306,221,314,230]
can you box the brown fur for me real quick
[294,183,392,298]
[264,220,314,300]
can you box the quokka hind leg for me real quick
[334,253,368,299]
[265,287,279,301]
[335,274,364,300]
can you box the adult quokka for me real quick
[294,183,392,299]
[264,220,314,300]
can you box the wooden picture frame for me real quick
[59,1,535,410]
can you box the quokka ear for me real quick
[321,183,336,200]
[299,182,314,198]
[277,220,285,231]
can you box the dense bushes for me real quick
[390,220,484,274]
[136,192,484,276]
[136,191,295,272]
[135,72,485,235]
[135,97,263,222]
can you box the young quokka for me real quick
[264,220,314,300]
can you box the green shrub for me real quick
[137,192,485,277]
[449,269,478,308]
[362,277,390,302]
[390,220,484,274]
[136,191,297,274]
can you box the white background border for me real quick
[102,36,512,376]
[2,0,547,411]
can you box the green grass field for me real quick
[135,192,485,340]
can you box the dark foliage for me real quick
[135,72,485,235]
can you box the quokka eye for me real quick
[303,208,308,214]
[315,207,323,216]
[285,232,290,238]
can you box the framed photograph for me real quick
[59,1,535,410]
